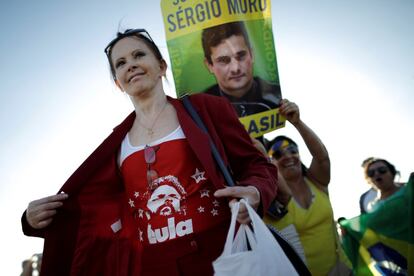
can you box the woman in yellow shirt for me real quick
[265,99,350,276]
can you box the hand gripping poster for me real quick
[161,0,285,137]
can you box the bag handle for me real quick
[222,201,241,255]
[222,200,258,256]
[182,95,235,187]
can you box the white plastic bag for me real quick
[213,199,298,276]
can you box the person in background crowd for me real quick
[264,99,351,275]
[361,157,404,212]
[359,157,378,213]
[21,253,42,276]
[21,28,277,275]
[339,165,412,275]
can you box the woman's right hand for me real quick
[26,193,68,229]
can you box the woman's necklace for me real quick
[137,100,168,137]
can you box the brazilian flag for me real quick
[340,173,413,275]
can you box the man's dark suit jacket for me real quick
[204,77,282,117]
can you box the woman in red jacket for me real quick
[22,29,277,276]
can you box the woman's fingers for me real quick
[280,99,300,124]
[281,102,297,115]
[30,193,68,207]
[214,186,260,210]
[215,187,262,224]
[36,218,54,229]
[236,203,251,224]
[227,196,252,224]
[26,193,68,229]
[28,201,64,216]
[35,209,58,222]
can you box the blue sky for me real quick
[1,0,413,274]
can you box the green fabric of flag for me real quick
[340,173,413,275]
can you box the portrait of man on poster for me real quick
[201,21,282,117]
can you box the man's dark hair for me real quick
[202,21,251,64]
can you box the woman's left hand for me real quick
[214,186,260,224]
[279,99,300,126]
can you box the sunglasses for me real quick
[367,166,388,178]
[144,145,159,191]
[104,28,155,58]
[272,145,299,160]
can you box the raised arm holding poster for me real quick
[161,0,285,137]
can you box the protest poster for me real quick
[161,0,285,137]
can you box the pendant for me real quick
[148,129,154,136]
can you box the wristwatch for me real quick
[267,198,288,219]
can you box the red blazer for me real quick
[22,94,277,276]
